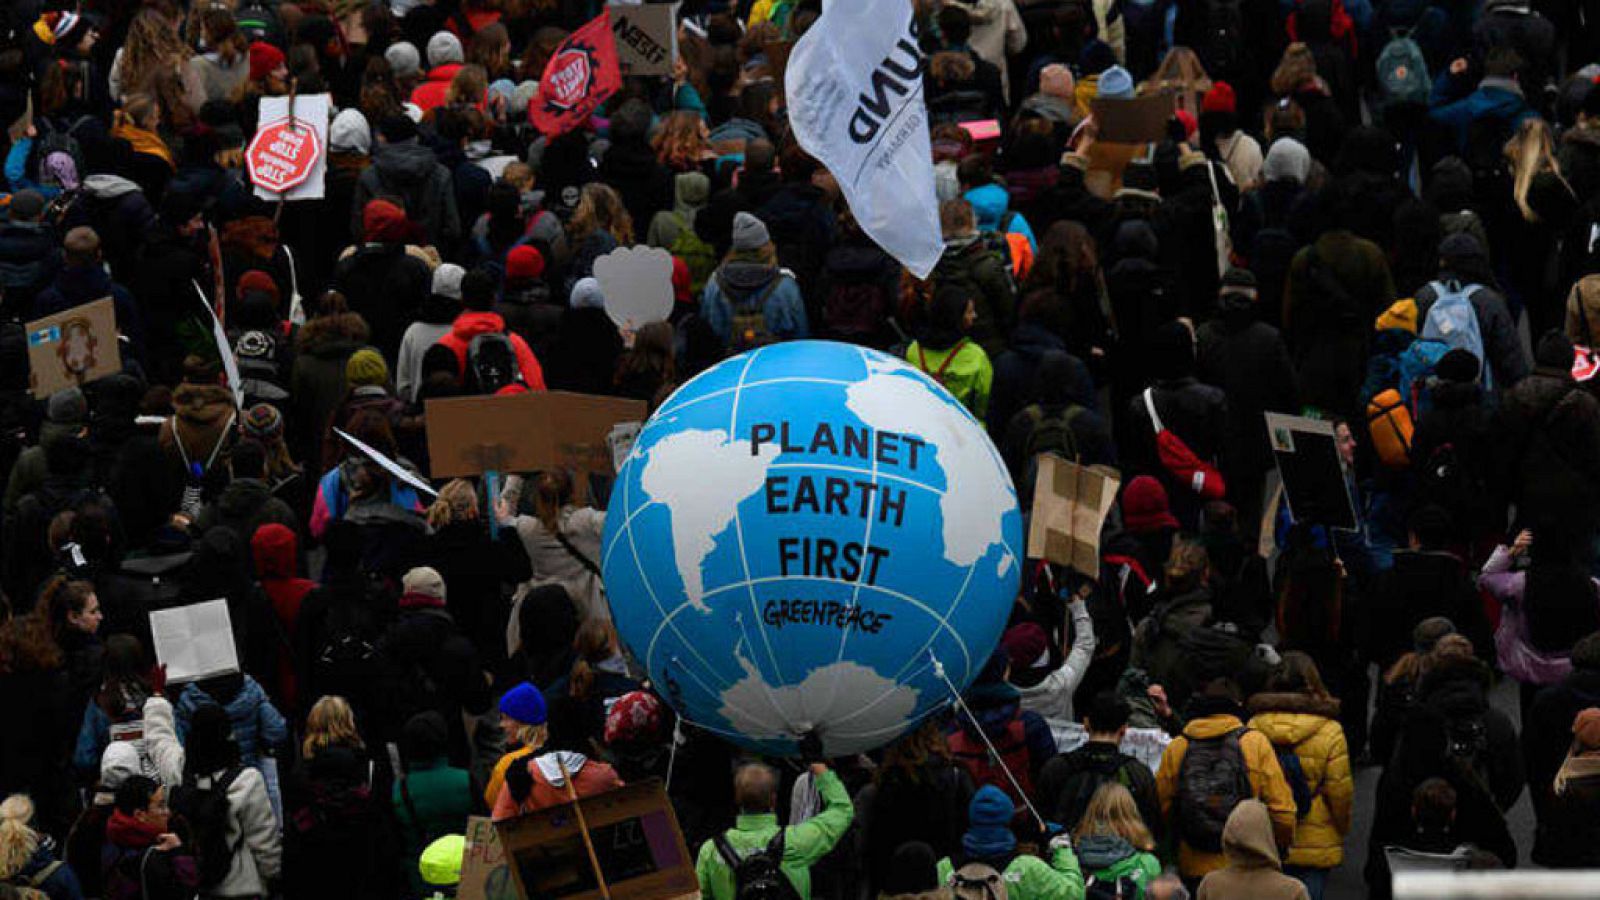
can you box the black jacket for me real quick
[353,141,460,250]
[1368,549,1491,668]
[1036,740,1163,839]
[332,243,431,364]
[1196,296,1299,476]
[1528,666,1600,863]
[988,323,1097,437]
[376,607,489,755]
[1498,367,1600,534]
[596,140,673,232]
[0,220,61,318]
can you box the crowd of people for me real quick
[7,0,1600,897]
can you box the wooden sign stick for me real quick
[557,758,611,900]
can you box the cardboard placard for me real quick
[251,93,331,202]
[26,297,121,399]
[1027,455,1120,578]
[595,246,674,334]
[425,391,648,480]
[608,2,679,77]
[1264,413,1359,531]
[494,780,697,900]
[461,817,519,900]
[150,599,239,683]
[1089,93,1174,144]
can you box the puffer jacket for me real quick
[1247,692,1354,869]
[1155,702,1299,879]
[175,674,289,770]
[1075,834,1161,898]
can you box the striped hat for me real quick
[240,403,284,442]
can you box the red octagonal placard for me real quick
[247,118,321,194]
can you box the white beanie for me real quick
[427,31,464,68]
[329,109,372,155]
[100,742,142,790]
[385,41,421,79]
[570,277,605,310]
[1263,137,1311,186]
[433,263,466,300]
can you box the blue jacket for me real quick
[1428,74,1537,155]
[702,262,809,345]
[175,675,288,769]
[4,137,63,199]
[964,183,1038,253]
[14,841,83,900]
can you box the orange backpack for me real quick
[1367,388,1414,468]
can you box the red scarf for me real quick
[106,810,165,849]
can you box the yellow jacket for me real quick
[1156,710,1298,878]
[1247,693,1354,870]
[484,745,536,808]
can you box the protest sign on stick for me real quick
[25,297,120,399]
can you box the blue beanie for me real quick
[499,682,547,726]
[1097,65,1135,100]
[963,786,1018,858]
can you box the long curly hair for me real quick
[651,111,711,172]
[120,8,191,98]
[570,183,634,245]
[0,615,62,675]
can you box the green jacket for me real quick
[936,845,1086,900]
[392,759,474,889]
[696,769,855,900]
[1083,848,1161,899]
[906,339,994,419]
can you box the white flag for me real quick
[784,0,942,278]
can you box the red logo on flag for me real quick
[530,11,622,138]
[246,118,321,193]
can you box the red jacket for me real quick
[410,63,463,112]
[437,311,548,391]
[251,523,316,716]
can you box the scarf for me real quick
[105,810,165,849]
[1554,750,1600,796]
[112,120,175,170]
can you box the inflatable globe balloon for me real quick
[601,340,1023,756]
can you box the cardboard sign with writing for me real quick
[608,2,679,77]
[426,391,648,480]
[1089,93,1174,144]
[26,297,121,399]
[1265,412,1359,531]
[150,599,239,683]
[1026,455,1121,577]
[460,816,519,900]
[494,780,697,900]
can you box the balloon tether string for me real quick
[930,650,1048,832]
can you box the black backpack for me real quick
[712,830,800,900]
[1020,404,1084,463]
[1273,744,1316,819]
[1084,873,1141,899]
[36,115,91,184]
[233,329,289,405]
[1175,727,1253,852]
[464,331,525,394]
[1444,712,1493,798]
[1052,752,1136,830]
[1203,0,1245,79]
[170,765,245,890]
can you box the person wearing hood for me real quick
[1071,782,1162,897]
[646,170,711,250]
[960,156,1039,255]
[1197,269,1298,531]
[1409,350,1500,543]
[949,646,1058,824]
[1283,183,1396,418]
[194,439,296,557]
[100,777,201,900]
[174,642,287,772]
[436,268,547,392]
[1529,635,1600,865]
[1196,800,1309,900]
[1155,670,1298,884]
[1413,232,1529,388]
[1247,653,1353,898]
[1196,83,1262,191]
[250,523,316,721]
[1429,47,1538,157]
[0,189,62,320]
[932,199,1015,356]
[1123,320,1227,528]
[702,212,808,351]
[410,31,466,113]
[392,711,473,894]
[351,114,460,252]
[158,357,238,517]
[334,197,434,363]
[396,264,464,404]
[933,786,1084,900]
[906,285,993,418]
[177,703,282,897]
[1498,330,1600,537]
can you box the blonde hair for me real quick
[1271,43,1318,97]
[121,8,191,98]
[301,696,365,759]
[570,183,634,245]
[1073,782,1155,852]
[1508,118,1569,223]
[427,478,479,529]
[0,795,39,879]
[510,721,549,750]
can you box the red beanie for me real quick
[1000,623,1050,671]
[362,199,409,243]
[506,245,545,280]
[249,42,286,83]
[237,269,280,305]
[1122,475,1180,534]
[1202,81,1237,115]
[670,256,692,304]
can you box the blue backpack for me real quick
[1421,280,1490,391]
[1398,337,1450,419]
[1273,745,1315,819]
[1376,31,1430,109]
